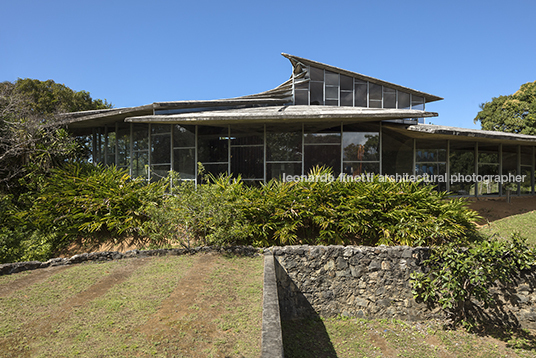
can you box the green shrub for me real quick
[411,233,536,329]
[242,167,481,247]
[143,172,251,247]
[28,163,166,252]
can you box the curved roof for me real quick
[62,53,442,130]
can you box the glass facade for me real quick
[89,121,536,196]
[415,139,447,192]
[293,65,425,112]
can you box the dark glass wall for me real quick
[90,121,536,196]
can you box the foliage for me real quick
[243,167,482,247]
[474,81,536,134]
[143,169,252,247]
[12,78,111,114]
[0,78,112,194]
[479,210,536,247]
[27,163,166,252]
[411,233,536,329]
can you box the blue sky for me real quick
[1,0,535,129]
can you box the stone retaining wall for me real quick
[273,245,536,329]
[0,246,260,276]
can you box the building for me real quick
[63,53,536,196]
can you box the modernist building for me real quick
[64,53,536,196]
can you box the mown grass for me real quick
[283,317,536,358]
[0,254,263,358]
[479,210,536,246]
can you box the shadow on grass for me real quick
[282,317,337,358]
[274,257,337,357]
[444,270,536,353]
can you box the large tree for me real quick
[474,81,536,134]
[0,78,112,193]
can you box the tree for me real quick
[474,81,536,134]
[0,79,112,193]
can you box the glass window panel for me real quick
[304,125,341,144]
[132,151,148,179]
[325,86,339,100]
[369,100,382,109]
[105,127,116,166]
[369,83,382,101]
[198,126,228,163]
[340,91,353,106]
[478,145,499,164]
[521,146,532,166]
[133,124,149,151]
[294,81,309,90]
[340,75,353,91]
[416,140,447,163]
[521,167,533,194]
[415,163,447,192]
[151,134,171,164]
[231,146,263,179]
[309,66,324,81]
[343,162,379,177]
[449,141,475,195]
[151,124,171,134]
[151,164,170,182]
[383,88,396,109]
[354,82,367,107]
[267,163,302,181]
[502,145,518,174]
[411,95,424,110]
[92,128,105,164]
[477,164,499,195]
[325,71,339,86]
[325,99,339,106]
[106,128,116,155]
[199,164,228,183]
[106,154,115,166]
[304,145,341,176]
[173,125,195,148]
[310,82,324,105]
[343,131,379,162]
[398,92,410,109]
[173,148,195,180]
[382,128,413,176]
[295,89,309,105]
[117,125,130,167]
[230,125,264,146]
[266,130,302,162]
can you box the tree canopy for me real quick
[0,78,112,193]
[474,81,536,134]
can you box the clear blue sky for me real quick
[1,0,535,129]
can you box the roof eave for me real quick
[125,106,438,125]
[385,123,536,144]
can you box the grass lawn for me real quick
[283,317,536,358]
[479,210,536,246]
[0,253,263,358]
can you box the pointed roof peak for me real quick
[281,53,442,103]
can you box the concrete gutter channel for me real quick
[261,252,285,358]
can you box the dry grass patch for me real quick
[0,253,263,358]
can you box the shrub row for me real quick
[0,164,483,263]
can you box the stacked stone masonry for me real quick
[273,245,536,329]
